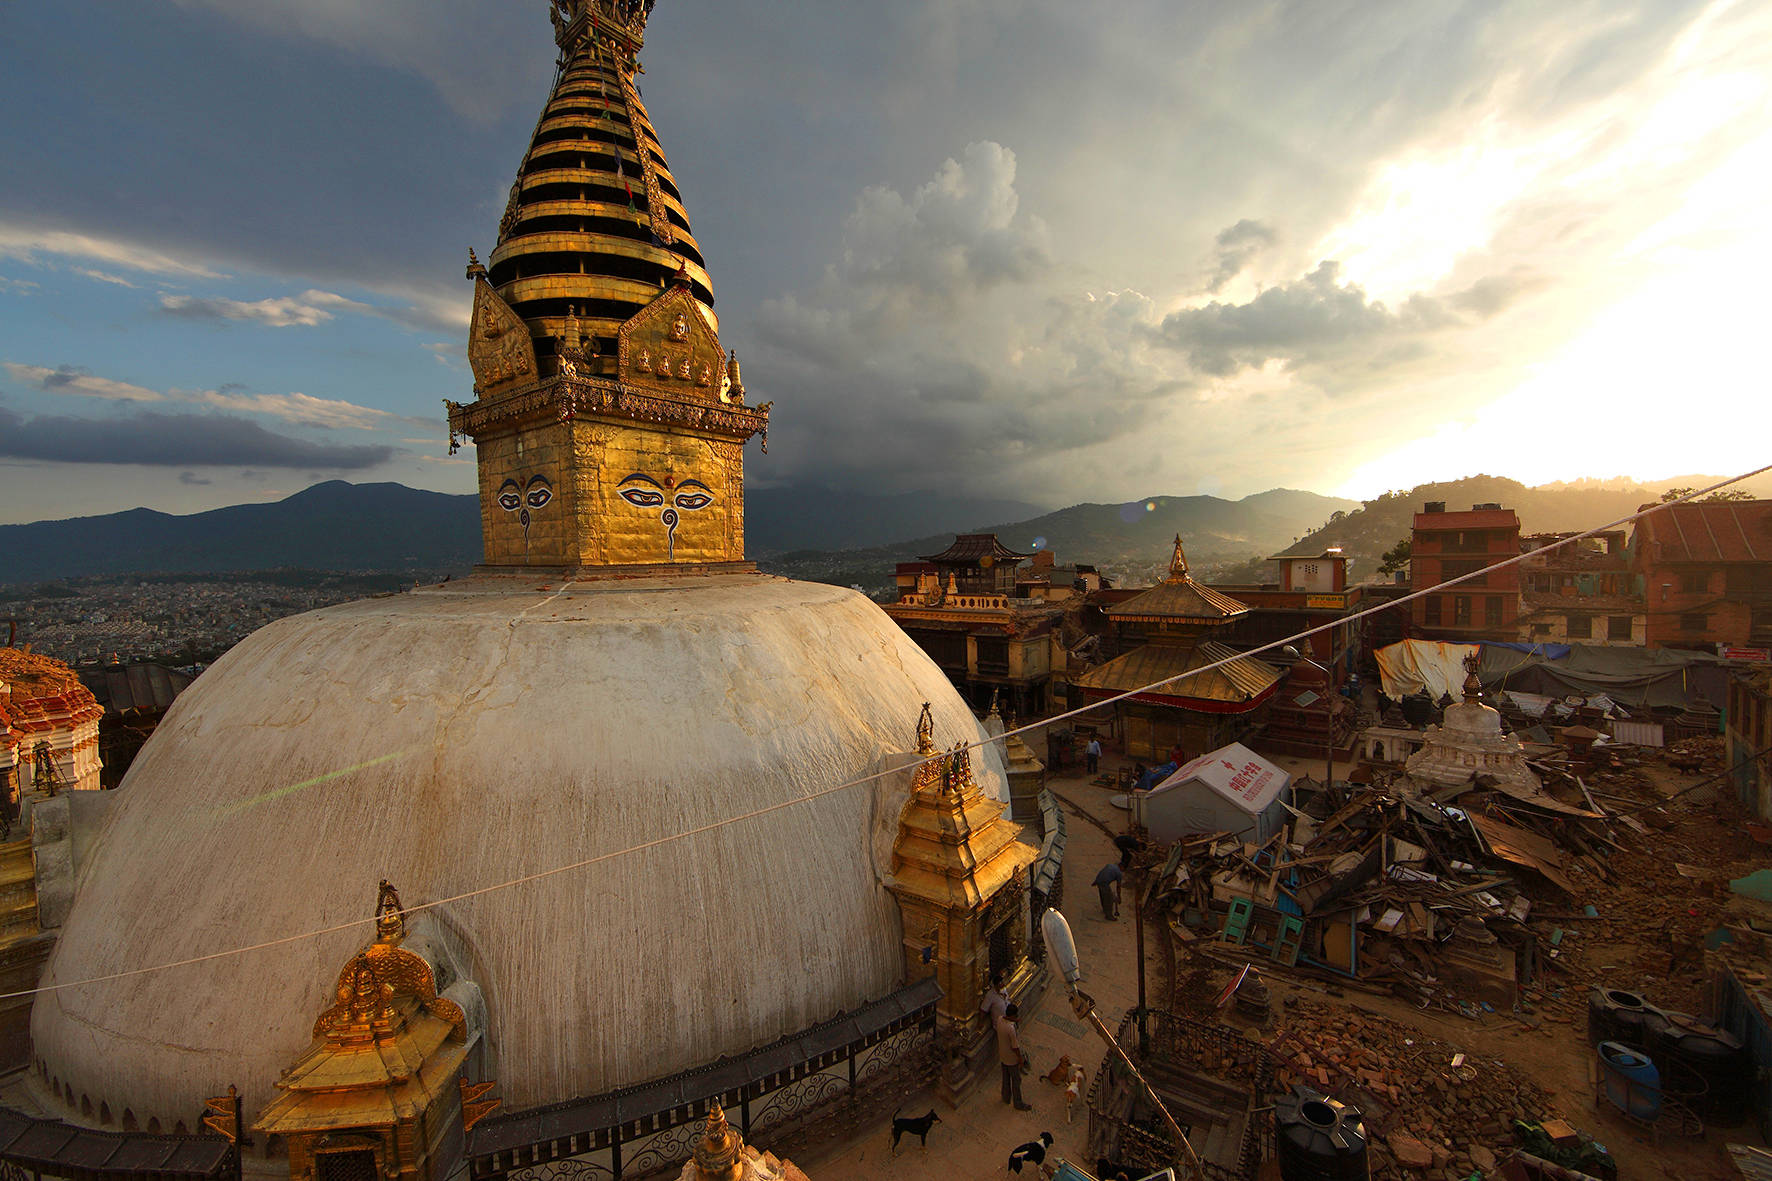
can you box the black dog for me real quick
[1007,1131,1054,1173]
[889,1108,941,1151]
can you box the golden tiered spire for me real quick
[1166,533,1189,581]
[447,1,768,571]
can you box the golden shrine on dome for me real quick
[444,0,769,573]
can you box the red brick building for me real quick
[1410,503,1522,640]
[1630,499,1772,652]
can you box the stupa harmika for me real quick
[27,4,1036,1178]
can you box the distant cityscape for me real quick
[1,571,437,668]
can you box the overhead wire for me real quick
[7,463,1770,1003]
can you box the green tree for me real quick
[1660,486,1751,503]
[1377,538,1412,576]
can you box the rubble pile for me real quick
[1267,997,1557,1179]
[1153,778,1610,1013]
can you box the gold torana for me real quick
[448,0,769,570]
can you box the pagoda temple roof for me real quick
[919,534,1032,565]
[1108,579,1250,623]
[1073,641,1280,713]
[1108,535,1250,623]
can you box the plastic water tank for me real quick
[1598,1041,1662,1120]
[1587,988,1653,1047]
[1274,1086,1368,1181]
[1649,1012,1750,1125]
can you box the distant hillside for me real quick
[1269,473,1772,577]
[0,482,482,585]
[0,481,1053,586]
[757,489,1361,590]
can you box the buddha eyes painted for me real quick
[617,473,714,559]
[499,474,553,541]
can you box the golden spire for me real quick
[374,879,406,945]
[915,701,935,757]
[446,0,769,572]
[1166,533,1190,582]
[691,1104,743,1180]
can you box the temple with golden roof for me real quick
[1073,536,1282,762]
[20,5,1036,1179]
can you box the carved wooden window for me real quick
[317,1150,379,1181]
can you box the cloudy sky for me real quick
[2,0,1769,525]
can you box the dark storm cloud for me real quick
[1205,219,1277,293]
[0,407,395,470]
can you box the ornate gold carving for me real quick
[460,1079,501,1133]
[374,879,405,944]
[617,67,675,246]
[466,275,538,396]
[617,284,725,401]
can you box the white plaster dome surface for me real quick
[32,573,1003,1125]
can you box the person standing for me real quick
[1093,862,1123,920]
[1085,737,1102,775]
[996,1003,1032,1110]
[979,970,1008,1029]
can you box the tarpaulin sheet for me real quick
[1376,639,1478,700]
[1478,644,1729,712]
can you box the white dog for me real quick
[1064,1063,1086,1123]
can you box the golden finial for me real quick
[725,349,745,404]
[915,701,935,757]
[563,305,581,351]
[374,879,406,945]
[691,1104,742,1179]
[466,247,486,281]
[1167,533,1189,581]
[1462,649,1483,702]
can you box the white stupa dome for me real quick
[30,572,1004,1126]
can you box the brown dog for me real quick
[1043,1054,1075,1086]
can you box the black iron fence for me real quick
[468,976,940,1181]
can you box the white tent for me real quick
[1134,742,1292,844]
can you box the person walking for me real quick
[1093,862,1123,920]
[1085,737,1102,775]
[996,1003,1033,1110]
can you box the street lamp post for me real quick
[1041,908,1205,1180]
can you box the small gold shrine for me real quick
[889,705,1038,1031]
[255,883,480,1181]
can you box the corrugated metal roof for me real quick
[1637,500,1772,564]
[1074,641,1279,709]
[84,663,194,715]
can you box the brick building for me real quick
[1515,530,1646,646]
[1629,500,1772,652]
[1410,503,1521,641]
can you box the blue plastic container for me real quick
[1598,1040,1662,1120]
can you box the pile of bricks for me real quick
[1265,997,1555,1179]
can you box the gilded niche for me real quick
[616,284,726,402]
[467,273,538,396]
[575,424,740,564]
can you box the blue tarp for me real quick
[1485,641,1573,660]
[1135,761,1178,792]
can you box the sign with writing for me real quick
[1721,647,1770,662]
[1306,595,1344,609]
